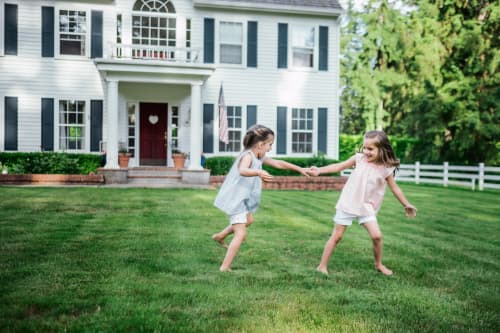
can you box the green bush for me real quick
[206,154,339,176]
[0,152,102,175]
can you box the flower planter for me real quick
[118,153,130,168]
[172,153,186,169]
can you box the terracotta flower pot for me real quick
[172,153,186,169]
[118,153,130,168]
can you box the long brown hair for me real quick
[243,124,274,150]
[363,130,400,172]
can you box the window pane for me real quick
[220,45,242,64]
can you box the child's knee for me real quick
[371,233,382,242]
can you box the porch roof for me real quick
[94,59,216,85]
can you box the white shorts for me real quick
[229,212,249,225]
[333,209,377,226]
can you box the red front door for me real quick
[140,103,167,165]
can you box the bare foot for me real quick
[219,267,232,272]
[376,265,393,276]
[316,266,329,275]
[212,234,228,249]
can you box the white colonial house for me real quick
[0,0,342,171]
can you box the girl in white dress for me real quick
[213,124,309,272]
[310,130,417,276]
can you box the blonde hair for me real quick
[243,124,274,150]
[363,130,400,171]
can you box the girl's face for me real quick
[256,135,274,158]
[362,138,380,163]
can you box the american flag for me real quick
[218,84,229,145]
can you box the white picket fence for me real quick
[341,162,500,191]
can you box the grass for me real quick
[0,184,499,332]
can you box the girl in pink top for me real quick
[310,130,417,276]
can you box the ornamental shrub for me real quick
[0,152,102,174]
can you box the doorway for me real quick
[139,102,168,165]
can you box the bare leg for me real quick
[213,213,253,249]
[219,223,247,271]
[212,225,233,248]
[363,221,393,276]
[317,224,347,275]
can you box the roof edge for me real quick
[193,0,343,18]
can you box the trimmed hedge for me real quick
[0,152,103,175]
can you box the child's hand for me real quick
[308,166,320,177]
[404,204,417,218]
[299,167,311,177]
[259,170,274,182]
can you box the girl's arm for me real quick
[310,155,356,176]
[386,175,417,218]
[263,158,310,177]
[239,153,273,182]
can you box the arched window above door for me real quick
[133,0,176,13]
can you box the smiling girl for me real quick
[213,124,310,272]
[309,130,417,276]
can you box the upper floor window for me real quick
[291,108,313,153]
[132,0,176,49]
[59,10,87,56]
[219,21,243,64]
[59,100,86,150]
[292,26,315,68]
[219,106,242,152]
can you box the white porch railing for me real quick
[341,162,500,191]
[109,43,201,63]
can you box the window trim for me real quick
[287,107,317,156]
[55,6,90,59]
[289,24,318,71]
[217,19,246,67]
[55,98,91,152]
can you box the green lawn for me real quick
[0,185,498,332]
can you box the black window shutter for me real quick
[41,7,54,57]
[318,108,328,154]
[277,23,288,69]
[4,97,18,151]
[276,106,287,154]
[204,18,214,64]
[247,21,257,68]
[203,104,214,153]
[91,11,103,58]
[319,26,329,71]
[90,100,103,152]
[4,4,18,55]
[41,98,54,151]
[246,105,257,128]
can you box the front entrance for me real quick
[140,102,168,166]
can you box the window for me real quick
[59,10,87,56]
[0,2,5,56]
[132,0,176,59]
[117,14,122,44]
[171,106,179,150]
[59,100,85,150]
[219,106,242,152]
[219,21,243,64]
[291,108,313,153]
[292,26,315,68]
[186,18,191,60]
[127,103,136,157]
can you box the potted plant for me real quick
[118,147,130,168]
[172,149,186,169]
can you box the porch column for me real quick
[104,80,119,168]
[188,83,203,170]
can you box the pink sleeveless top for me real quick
[336,153,395,216]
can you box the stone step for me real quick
[126,177,184,186]
[127,167,181,178]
